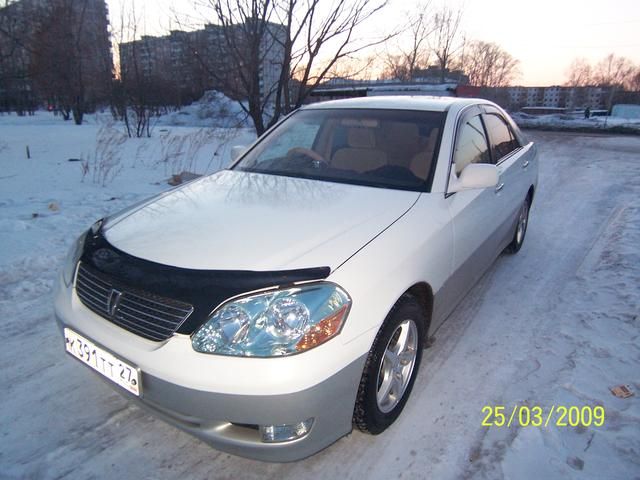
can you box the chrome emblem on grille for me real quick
[107,289,122,317]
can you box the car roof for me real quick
[301,95,489,113]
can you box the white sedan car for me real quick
[55,96,538,461]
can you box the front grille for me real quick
[75,262,194,341]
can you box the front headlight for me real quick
[192,282,351,357]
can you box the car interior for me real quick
[320,120,440,181]
[237,110,444,190]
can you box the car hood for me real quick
[103,170,420,271]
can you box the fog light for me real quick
[259,418,314,443]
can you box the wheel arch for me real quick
[352,284,429,433]
[403,282,434,345]
[527,184,535,203]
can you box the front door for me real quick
[443,109,506,312]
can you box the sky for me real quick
[106,0,640,86]
[458,0,640,85]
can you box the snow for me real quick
[511,111,640,132]
[611,104,640,120]
[154,91,252,128]
[0,108,255,265]
[1,108,639,479]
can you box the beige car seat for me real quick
[410,128,440,180]
[331,127,388,173]
[379,122,421,169]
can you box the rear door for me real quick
[481,106,530,249]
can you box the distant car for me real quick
[55,96,538,461]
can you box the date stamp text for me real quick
[482,405,605,428]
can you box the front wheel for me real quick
[505,195,531,254]
[353,295,424,434]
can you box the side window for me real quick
[453,115,491,176]
[483,113,519,161]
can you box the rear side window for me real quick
[483,113,520,161]
[453,115,491,176]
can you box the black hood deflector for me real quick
[80,229,331,335]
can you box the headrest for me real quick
[386,122,420,145]
[347,127,376,149]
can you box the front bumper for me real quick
[122,354,365,461]
[54,276,367,462]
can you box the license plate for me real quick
[64,328,141,396]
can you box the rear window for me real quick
[233,109,445,191]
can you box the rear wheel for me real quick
[353,295,424,434]
[506,195,531,254]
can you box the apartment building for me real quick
[119,21,286,105]
[541,85,609,109]
[0,0,113,112]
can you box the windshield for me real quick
[233,108,445,191]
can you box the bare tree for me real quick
[430,6,463,83]
[30,1,83,121]
[207,0,276,135]
[0,0,39,114]
[593,53,635,88]
[565,58,593,87]
[566,54,639,91]
[29,0,112,124]
[461,40,519,87]
[381,2,433,81]
[288,0,389,108]
[114,3,182,137]
[593,54,638,112]
[629,67,640,92]
[189,0,389,135]
[380,54,411,81]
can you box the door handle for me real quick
[522,160,530,169]
[495,182,504,193]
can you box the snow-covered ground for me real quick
[0,111,254,267]
[511,111,640,133]
[0,112,639,479]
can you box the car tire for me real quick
[353,294,424,434]
[505,194,531,254]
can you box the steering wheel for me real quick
[286,147,327,165]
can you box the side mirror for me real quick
[230,145,248,161]
[448,163,499,193]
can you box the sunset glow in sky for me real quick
[106,0,640,86]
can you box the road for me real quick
[2,131,639,479]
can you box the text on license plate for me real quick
[64,328,140,396]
